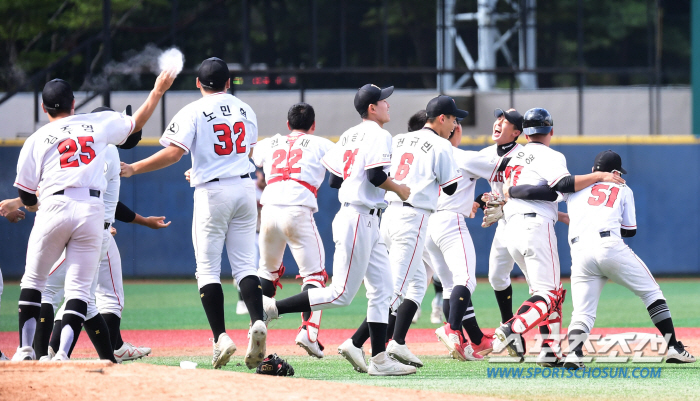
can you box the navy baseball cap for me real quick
[426,95,468,119]
[495,108,523,132]
[198,57,229,89]
[522,108,553,135]
[354,84,394,115]
[42,79,74,110]
[593,150,627,174]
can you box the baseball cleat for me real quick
[11,346,35,361]
[368,351,417,376]
[472,334,495,356]
[430,296,443,325]
[436,324,482,362]
[536,347,564,367]
[261,296,279,325]
[494,324,525,359]
[337,339,368,373]
[114,342,152,362]
[563,351,585,370]
[386,340,424,367]
[211,332,237,369]
[666,341,696,364]
[0,350,9,361]
[235,300,249,315]
[51,350,70,361]
[244,320,267,369]
[295,328,324,358]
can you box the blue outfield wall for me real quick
[0,143,698,279]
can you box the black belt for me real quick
[53,189,100,198]
[207,174,251,183]
[524,213,537,217]
[104,222,110,230]
[571,231,611,244]
[402,202,414,208]
[343,202,379,215]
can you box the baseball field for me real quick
[0,278,698,401]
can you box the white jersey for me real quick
[465,142,524,196]
[321,120,392,209]
[565,182,636,242]
[253,132,334,212]
[160,92,258,186]
[14,111,134,200]
[103,145,121,224]
[385,129,461,211]
[436,148,479,216]
[503,142,570,222]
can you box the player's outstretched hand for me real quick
[120,162,135,178]
[469,201,480,218]
[143,216,171,230]
[395,183,411,202]
[25,203,39,213]
[4,209,25,223]
[154,70,176,95]
[597,172,625,185]
[0,197,22,216]
[184,169,192,183]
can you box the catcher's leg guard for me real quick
[538,288,566,354]
[299,275,327,346]
[509,295,550,335]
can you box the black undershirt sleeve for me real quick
[508,184,559,201]
[367,166,388,187]
[551,175,575,193]
[115,201,136,223]
[18,189,38,206]
[442,182,457,196]
[474,194,486,209]
[497,157,512,172]
[621,228,637,238]
[329,174,344,189]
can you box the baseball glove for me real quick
[482,201,504,228]
[255,354,295,376]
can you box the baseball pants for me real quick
[307,205,392,323]
[424,210,477,298]
[21,193,104,304]
[193,177,257,288]
[489,219,516,291]
[381,203,430,312]
[257,204,326,285]
[569,236,664,333]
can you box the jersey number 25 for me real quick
[58,136,96,168]
[213,122,246,155]
[588,184,620,208]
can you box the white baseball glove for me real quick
[481,200,504,228]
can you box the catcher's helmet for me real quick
[522,108,553,136]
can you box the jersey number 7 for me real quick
[587,184,619,208]
[213,122,246,155]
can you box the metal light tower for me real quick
[437,0,537,91]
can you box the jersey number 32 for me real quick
[213,122,246,155]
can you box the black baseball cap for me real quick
[495,108,523,132]
[198,57,229,89]
[354,84,394,115]
[42,79,74,110]
[426,95,468,119]
[593,150,627,174]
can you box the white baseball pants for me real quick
[381,203,430,312]
[193,177,257,288]
[21,193,104,304]
[569,237,664,333]
[488,219,516,291]
[95,234,124,317]
[257,204,326,285]
[307,205,392,323]
[424,210,477,297]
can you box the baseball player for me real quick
[9,73,171,361]
[524,150,694,367]
[252,102,333,358]
[120,57,267,370]
[262,84,416,376]
[493,108,624,366]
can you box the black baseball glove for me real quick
[255,354,294,376]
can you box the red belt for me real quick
[267,176,318,197]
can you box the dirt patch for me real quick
[0,361,509,401]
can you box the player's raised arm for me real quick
[120,145,185,178]
[132,70,176,133]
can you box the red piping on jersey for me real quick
[15,182,37,193]
[266,133,319,197]
[365,161,391,169]
[48,258,66,276]
[621,224,637,229]
[456,214,471,288]
[488,145,518,183]
[548,173,570,187]
[167,138,191,153]
[107,251,123,311]
[322,159,342,177]
[390,214,425,309]
[311,215,361,307]
[440,175,461,187]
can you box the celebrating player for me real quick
[120,57,267,370]
[252,102,333,358]
[262,84,415,376]
[9,72,172,361]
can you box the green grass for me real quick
[128,354,700,401]
[2,279,699,332]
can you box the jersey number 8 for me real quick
[213,122,246,155]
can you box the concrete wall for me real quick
[0,87,691,140]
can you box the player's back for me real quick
[566,182,635,243]
[254,132,333,212]
[160,93,257,186]
[15,111,133,200]
[385,129,459,211]
[435,148,478,216]
[321,120,392,210]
